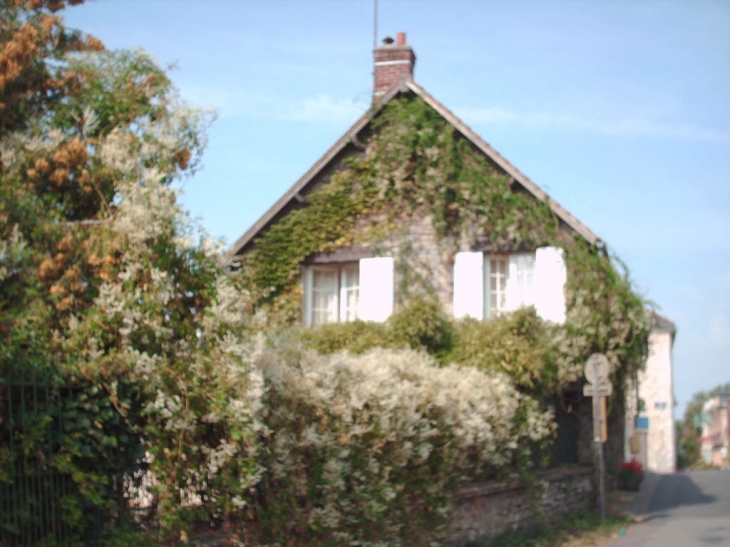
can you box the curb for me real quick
[631,471,662,520]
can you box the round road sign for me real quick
[584,353,610,384]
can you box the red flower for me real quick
[620,458,643,474]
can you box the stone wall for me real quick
[447,467,593,546]
[375,214,456,312]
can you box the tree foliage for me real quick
[677,381,730,469]
[1,1,263,542]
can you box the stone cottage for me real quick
[230,32,650,475]
[231,33,601,327]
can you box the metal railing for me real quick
[1,360,74,546]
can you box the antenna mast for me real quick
[373,0,378,49]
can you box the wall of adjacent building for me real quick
[634,328,676,473]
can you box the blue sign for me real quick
[636,416,649,429]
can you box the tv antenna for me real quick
[373,0,379,49]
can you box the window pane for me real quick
[311,269,338,325]
[511,254,535,307]
[485,256,508,318]
[340,264,359,322]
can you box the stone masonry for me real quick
[447,467,594,546]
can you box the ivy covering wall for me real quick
[240,93,650,396]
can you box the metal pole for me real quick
[373,0,378,50]
[592,361,606,522]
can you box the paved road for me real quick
[607,469,730,547]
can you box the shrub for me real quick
[449,308,557,395]
[296,319,394,354]
[250,345,555,546]
[388,294,454,357]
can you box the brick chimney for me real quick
[373,32,416,98]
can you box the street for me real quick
[607,470,730,547]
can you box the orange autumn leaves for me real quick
[1,0,103,130]
[37,232,121,313]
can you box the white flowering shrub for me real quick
[251,345,554,546]
[58,130,266,534]
[0,3,266,539]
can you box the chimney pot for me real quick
[396,32,406,45]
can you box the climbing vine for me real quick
[241,93,649,388]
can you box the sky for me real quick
[63,0,730,419]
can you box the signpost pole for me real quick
[592,370,606,522]
[585,353,609,523]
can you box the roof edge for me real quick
[229,76,602,256]
[228,81,407,256]
[650,310,677,335]
[403,80,602,246]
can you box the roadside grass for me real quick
[468,509,632,547]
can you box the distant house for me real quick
[230,33,600,329]
[625,313,677,473]
[700,392,730,467]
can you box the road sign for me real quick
[583,382,613,397]
[584,353,610,384]
[583,352,610,523]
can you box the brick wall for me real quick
[447,467,594,546]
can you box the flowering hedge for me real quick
[248,346,555,546]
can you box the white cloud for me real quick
[455,106,730,145]
[179,84,366,125]
[279,94,366,124]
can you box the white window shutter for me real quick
[535,246,567,323]
[358,257,394,322]
[453,252,484,319]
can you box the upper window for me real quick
[303,256,395,327]
[304,264,359,326]
[454,247,566,323]
[484,254,535,318]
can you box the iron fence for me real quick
[1,360,74,546]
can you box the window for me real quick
[305,264,359,326]
[485,256,508,318]
[485,254,535,318]
[303,256,395,326]
[454,247,566,323]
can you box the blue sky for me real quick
[64,0,730,418]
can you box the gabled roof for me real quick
[651,311,677,335]
[229,78,602,256]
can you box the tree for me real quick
[1,1,261,542]
[677,381,730,469]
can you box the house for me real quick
[230,34,654,470]
[230,32,603,329]
[700,392,730,467]
[624,312,677,473]
[225,35,670,542]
